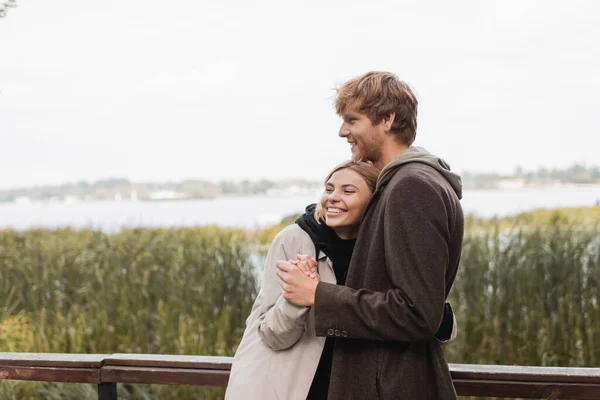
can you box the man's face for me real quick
[338,108,386,163]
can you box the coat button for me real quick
[342,330,348,337]
[327,328,335,336]
[334,329,341,337]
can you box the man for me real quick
[276,71,464,399]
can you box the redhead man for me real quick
[276,71,463,399]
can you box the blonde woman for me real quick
[225,160,456,400]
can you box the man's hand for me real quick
[276,260,320,306]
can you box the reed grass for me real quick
[0,227,257,399]
[1,207,599,399]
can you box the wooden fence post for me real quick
[98,382,117,400]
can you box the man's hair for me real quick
[314,160,380,223]
[335,71,418,146]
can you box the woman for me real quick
[225,160,456,400]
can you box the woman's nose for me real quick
[328,190,341,202]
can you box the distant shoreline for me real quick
[3,183,600,205]
[465,182,600,190]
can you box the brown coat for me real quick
[314,152,464,399]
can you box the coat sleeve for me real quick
[314,175,451,342]
[255,227,312,350]
[436,302,458,345]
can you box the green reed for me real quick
[446,219,600,368]
[448,214,600,400]
[1,208,599,399]
[0,227,257,399]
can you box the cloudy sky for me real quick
[1,0,599,189]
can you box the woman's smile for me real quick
[326,207,347,216]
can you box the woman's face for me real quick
[320,168,373,238]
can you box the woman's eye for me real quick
[343,190,355,194]
[324,188,333,193]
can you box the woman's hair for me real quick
[314,160,380,222]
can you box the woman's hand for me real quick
[292,254,318,279]
[276,260,320,307]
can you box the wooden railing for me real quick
[1,352,600,399]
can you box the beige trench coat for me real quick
[225,224,336,400]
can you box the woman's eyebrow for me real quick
[325,183,358,190]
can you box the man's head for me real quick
[335,71,418,166]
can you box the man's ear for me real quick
[382,112,395,132]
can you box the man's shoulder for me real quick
[381,162,461,208]
[386,162,443,188]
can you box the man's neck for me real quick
[374,139,409,170]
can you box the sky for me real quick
[1,0,599,189]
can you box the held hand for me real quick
[275,260,320,307]
[295,254,318,279]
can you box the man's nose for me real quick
[339,123,349,138]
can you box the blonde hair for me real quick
[335,71,418,146]
[314,160,380,222]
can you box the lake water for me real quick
[1,186,600,231]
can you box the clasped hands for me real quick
[275,255,320,307]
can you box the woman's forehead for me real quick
[327,169,367,187]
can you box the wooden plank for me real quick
[101,365,230,387]
[0,365,101,383]
[454,378,600,400]
[0,352,599,400]
[450,363,600,384]
[103,354,232,370]
[0,352,108,368]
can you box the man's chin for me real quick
[350,151,363,162]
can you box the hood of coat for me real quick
[376,146,462,199]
